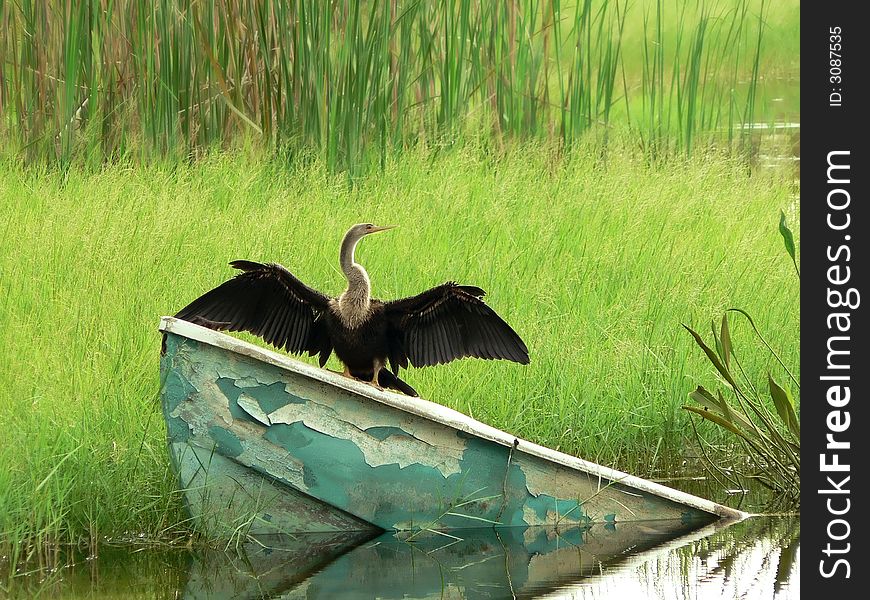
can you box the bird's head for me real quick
[347,223,396,243]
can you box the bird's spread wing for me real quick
[383,283,529,371]
[175,260,334,365]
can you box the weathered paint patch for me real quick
[201,389,596,530]
[161,337,197,409]
[208,425,244,458]
[217,377,306,418]
[364,426,415,441]
[264,422,313,450]
[173,442,377,535]
[234,376,268,388]
[237,394,272,426]
[215,367,280,387]
[265,422,354,506]
[165,416,192,443]
[180,377,310,488]
[521,458,585,500]
[268,398,457,475]
[257,419,588,530]
[274,382,469,456]
[160,337,198,443]
[163,371,194,443]
[216,377,252,423]
[525,493,584,523]
[255,381,307,413]
[263,421,481,528]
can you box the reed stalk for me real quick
[0,0,775,170]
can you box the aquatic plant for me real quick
[682,211,799,506]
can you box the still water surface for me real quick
[7,515,797,599]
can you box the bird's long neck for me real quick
[338,232,371,325]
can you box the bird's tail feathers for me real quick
[348,369,418,396]
[377,370,419,396]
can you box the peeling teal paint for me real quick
[216,378,253,422]
[264,422,313,449]
[208,425,244,458]
[160,337,196,443]
[171,442,377,535]
[217,377,305,419]
[452,437,533,528]
[261,420,585,530]
[162,336,197,415]
[526,492,584,522]
[163,375,193,442]
[265,421,356,508]
[364,426,414,441]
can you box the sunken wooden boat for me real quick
[159,316,746,537]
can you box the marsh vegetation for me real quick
[0,0,799,576]
[0,0,796,170]
[0,141,797,554]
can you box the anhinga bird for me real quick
[175,223,529,396]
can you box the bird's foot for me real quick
[369,364,384,390]
[340,366,382,390]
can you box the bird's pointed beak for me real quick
[369,225,397,233]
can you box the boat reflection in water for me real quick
[183,518,732,599]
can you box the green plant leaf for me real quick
[720,313,732,371]
[683,405,751,441]
[688,386,722,410]
[711,319,722,363]
[682,324,737,388]
[779,210,800,278]
[779,210,795,261]
[688,387,756,437]
[768,375,800,438]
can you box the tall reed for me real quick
[0,0,774,170]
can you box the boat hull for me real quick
[159,317,745,535]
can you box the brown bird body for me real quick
[175,224,529,396]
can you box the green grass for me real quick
[0,139,798,551]
[0,0,797,171]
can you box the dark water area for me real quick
[4,514,798,599]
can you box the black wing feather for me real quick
[175,261,333,362]
[384,282,530,368]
